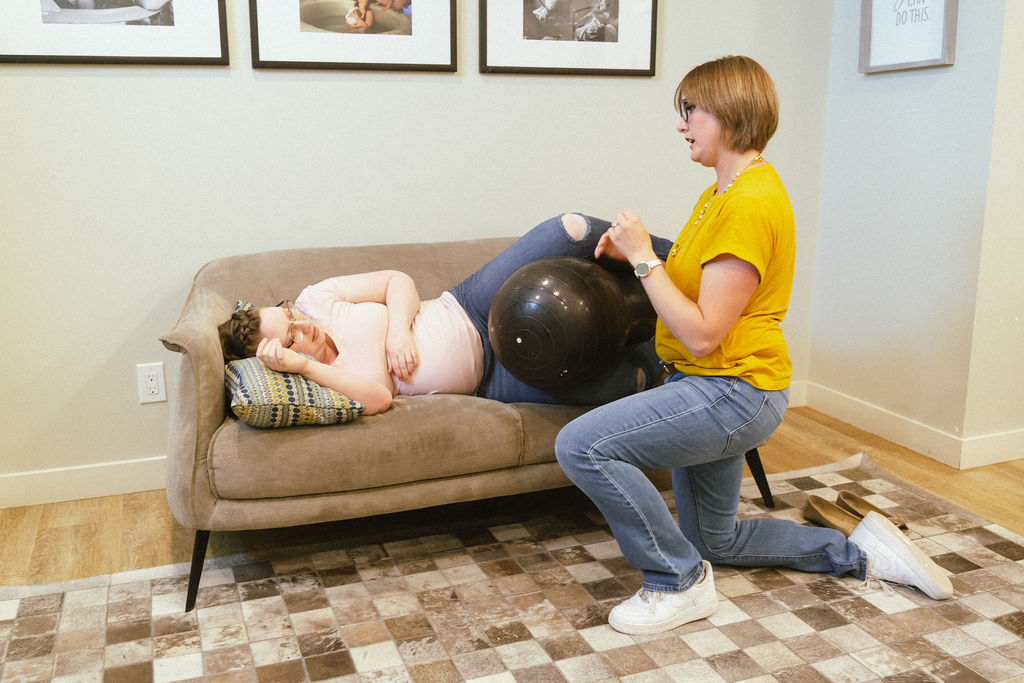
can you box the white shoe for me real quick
[608,560,718,634]
[849,511,953,600]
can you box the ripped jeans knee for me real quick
[560,213,592,242]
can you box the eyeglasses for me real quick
[278,300,304,348]
[679,99,697,123]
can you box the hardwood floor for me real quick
[2,407,1022,587]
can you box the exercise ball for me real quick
[487,257,656,394]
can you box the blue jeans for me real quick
[449,214,672,405]
[555,373,867,592]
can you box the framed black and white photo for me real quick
[250,0,456,72]
[480,0,656,76]
[859,0,957,74]
[0,0,228,65]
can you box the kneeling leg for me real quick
[674,461,862,577]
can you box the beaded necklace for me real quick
[670,153,764,256]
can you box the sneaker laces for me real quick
[860,554,896,595]
[637,588,662,613]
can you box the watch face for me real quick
[635,262,650,277]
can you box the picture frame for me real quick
[250,0,457,72]
[0,0,228,66]
[859,0,957,74]
[480,0,657,77]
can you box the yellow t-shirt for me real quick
[655,164,795,391]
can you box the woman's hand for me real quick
[256,337,311,375]
[254,325,393,414]
[596,209,658,265]
[386,327,419,383]
[594,231,627,262]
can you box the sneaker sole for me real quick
[608,596,718,635]
[860,511,953,600]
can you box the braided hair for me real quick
[218,308,263,361]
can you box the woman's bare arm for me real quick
[639,256,759,358]
[312,271,422,381]
[603,210,760,359]
[256,337,393,414]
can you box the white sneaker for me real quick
[849,511,953,600]
[608,560,718,634]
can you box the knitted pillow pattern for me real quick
[224,355,364,428]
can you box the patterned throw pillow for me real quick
[224,356,365,428]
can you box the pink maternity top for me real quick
[296,277,484,397]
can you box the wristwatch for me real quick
[633,259,664,279]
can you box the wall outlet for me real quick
[137,362,167,404]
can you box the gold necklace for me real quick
[671,153,764,256]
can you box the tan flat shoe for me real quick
[803,495,862,536]
[836,490,907,529]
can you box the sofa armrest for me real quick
[160,282,233,529]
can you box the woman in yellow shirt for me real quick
[556,55,952,635]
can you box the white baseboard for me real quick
[788,379,809,408]
[803,382,1024,470]
[961,429,1024,469]
[0,456,166,509]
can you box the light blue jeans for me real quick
[556,373,867,592]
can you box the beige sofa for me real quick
[160,237,600,611]
[161,237,775,612]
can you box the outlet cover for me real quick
[137,362,167,403]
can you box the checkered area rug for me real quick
[3,453,1024,682]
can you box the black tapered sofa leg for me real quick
[185,530,211,612]
[744,447,775,509]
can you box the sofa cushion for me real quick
[225,357,364,428]
[207,394,533,500]
[515,402,591,465]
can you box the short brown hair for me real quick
[674,55,779,153]
[218,308,263,361]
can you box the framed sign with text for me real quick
[859,0,957,74]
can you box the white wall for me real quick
[962,0,1024,467]
[0,1,835,507]
[810,0,1021,467]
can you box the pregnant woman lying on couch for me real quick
[218,214,672,415]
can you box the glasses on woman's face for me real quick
[679,99,697,123]
[278,300,304,348]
